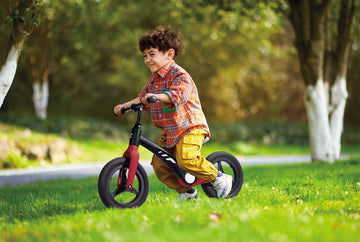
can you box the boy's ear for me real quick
[167,48,175,60]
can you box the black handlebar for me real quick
[119,96,157,115]
[147,95,157,104]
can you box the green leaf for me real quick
[33,19,40,27]
[4,16,13,24]
[19,16,26,23]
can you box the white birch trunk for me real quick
[32,80,49,119]
[304,79,335,163]
[0,41,25,108]
[329,77,348,160]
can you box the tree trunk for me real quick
[304,77,348,162]
[0,40,25,108]
[304,79,335,162]
[32,79,49,119]
[30,20,51,120]
[329,77,348,159]
[288,0,355,162]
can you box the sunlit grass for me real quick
[1,159,359,241]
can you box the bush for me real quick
[209,122,309,145]
[209,122,360,145]
[0,112,129,142]
[2,151,28,169]
[1,112,359,146]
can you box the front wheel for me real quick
[98,157,149,208]
[201,151,243,198]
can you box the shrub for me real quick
[1,112,359,145]
[2,151,28,169]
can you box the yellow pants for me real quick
[151,129,218,194]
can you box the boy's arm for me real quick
[113,97,141,116]
[114,93,171,116]
[142,93,172,105]
[165,74,192,109]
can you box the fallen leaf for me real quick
[208,212,221,222]
[175,215,184,222]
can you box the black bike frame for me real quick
[123,107,207,190]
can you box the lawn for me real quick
[0,159,359,241]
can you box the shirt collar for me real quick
[156,60,175,78]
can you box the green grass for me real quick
[1,159,359,241]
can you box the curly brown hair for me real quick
[138,27,184,59]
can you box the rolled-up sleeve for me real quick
[165,73,192,109]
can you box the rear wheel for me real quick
[201,151,243,198]
[98,157,149,208]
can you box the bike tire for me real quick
[201,151,243,198]
[98,157,149,209]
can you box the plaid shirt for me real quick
[139,60,210,148]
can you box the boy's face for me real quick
[143,47,174,73]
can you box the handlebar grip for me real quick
[120,106,127,115]
[147,95,157,104]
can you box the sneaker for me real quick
[212,172,232,198]
[176,189,199,201]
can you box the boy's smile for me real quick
[143,48,174,73]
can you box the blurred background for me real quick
[3,0,359,124]
[0,0,359,168]
[1,0,359,125]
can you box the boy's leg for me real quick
[175,129,218,182]
[176,129,232,198]
[151,129,190,194]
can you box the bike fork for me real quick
[122,145,140,190]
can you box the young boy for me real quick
[114,28,232,200]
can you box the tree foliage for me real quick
[1,0,358,126]
[0,0,44,108]
[1,0,43,50]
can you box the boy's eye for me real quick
[143,54,155,58]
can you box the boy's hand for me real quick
[113,104,125,116]
[142,93,156,106]
[113,97,141,116]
